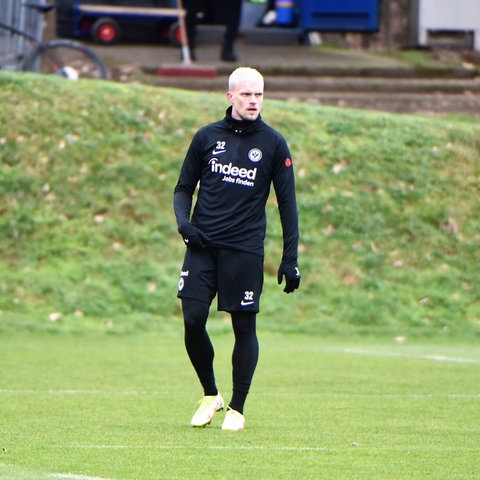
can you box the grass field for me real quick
[1,71,479,479]
[1,329,479,480]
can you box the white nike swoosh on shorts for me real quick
[240,300,255,306]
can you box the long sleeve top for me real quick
[174,107,299,265]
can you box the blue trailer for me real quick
[56,0,183,45]
[239,0,379,46]
[56,0,380,46]
[272,0,379,31]
[296,0,379,32]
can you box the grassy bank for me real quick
[0,72,479,336]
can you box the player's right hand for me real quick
[178,223,210,248]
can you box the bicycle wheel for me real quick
[22,39,108,80]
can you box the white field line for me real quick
[0,389,169,396]
[46,444,323,480]
[0,389,479,399]
[71,445,327,452]
[338,347,480,365]
[50,474,113,480]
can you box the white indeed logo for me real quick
[209,158,257,187]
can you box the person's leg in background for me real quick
[221,0,243,61]
[261,0,277,26]
[184,0,204,61]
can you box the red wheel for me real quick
[168,21,184,47]
[92,17,121,45]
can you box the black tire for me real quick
[91,17,121,45]
[22,39,108,80]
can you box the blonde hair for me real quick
[228,67,264,91]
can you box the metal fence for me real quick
[0,0,46,70]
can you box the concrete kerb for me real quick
[94,41,480,79]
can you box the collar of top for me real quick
[224,106,262,135]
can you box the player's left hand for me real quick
[277,263,301,293]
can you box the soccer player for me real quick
[174,67,300,431]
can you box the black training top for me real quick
[174,107,299,264]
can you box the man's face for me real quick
[227,77,264,121]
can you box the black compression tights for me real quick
[182,299,217,396]
[182,298,259,414]
[229,311,259,414]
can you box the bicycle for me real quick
[0,2,108,80]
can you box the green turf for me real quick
[1,70,479,479]
[1,330,479,479]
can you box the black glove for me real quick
[277,262,301,294]
[178,223,210,249]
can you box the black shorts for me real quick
[177,247,264,313]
